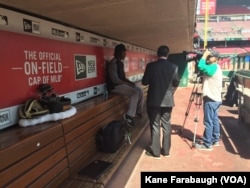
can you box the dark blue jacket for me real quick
[142,58,179,107]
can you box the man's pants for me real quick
[147,106,172,156]
[112,84,144,117]
[202,97,221,147]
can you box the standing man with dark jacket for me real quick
[106,44,144,127]
[142,45,180,159]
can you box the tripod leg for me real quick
[180,85,197,134]
[191,107,199,148]
[180,97,193,134]
[181,74,201,131]
[180,75,203,149]
[192,94,202,148]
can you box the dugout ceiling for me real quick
[0,0,197,54]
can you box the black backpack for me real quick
[96,120,126,153]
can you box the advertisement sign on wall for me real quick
[196,0,217,15]
[0,7,156,129]
[0,30,155,129]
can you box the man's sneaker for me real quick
[145,150,160,159]
[123,113,134,127]
[195,143,213,151]
[213,141,220,147]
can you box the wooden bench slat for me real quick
[68,138,97,174]
[0,123,63,171]
[29,159,69,188]
[0,137,66,187]
[64,99,128,144]
[62,95,126,133]
[7,148,67,188]
[45,168,70,188]
[0,122,62,149]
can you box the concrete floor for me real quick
[106,86,250,188]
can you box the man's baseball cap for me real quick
[115,44,127,53]
[210,50,220,58]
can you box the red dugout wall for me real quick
[0,8,156,129]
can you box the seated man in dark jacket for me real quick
[106,44,144,127]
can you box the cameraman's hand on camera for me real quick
[202,49,211,59]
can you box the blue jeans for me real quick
[202,97,221,147]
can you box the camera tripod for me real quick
[180,74,203,148]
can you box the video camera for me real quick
[183,49,204,62]
[183,48,220,62]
